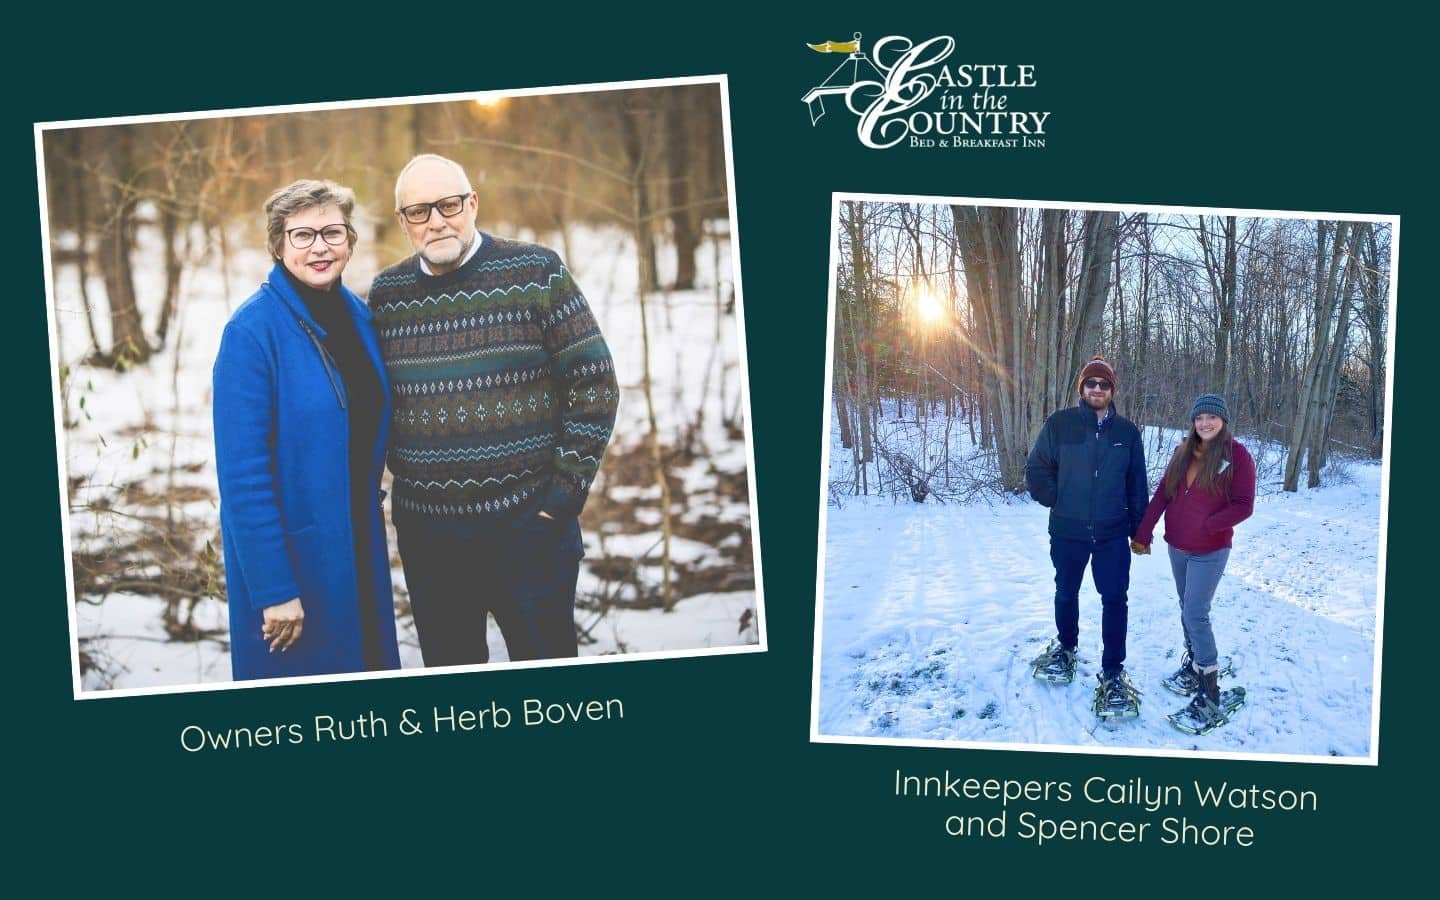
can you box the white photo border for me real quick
[809,190,1399,766]
[36,74,767,700]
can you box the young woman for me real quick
[213,180,400,679]
[1132,394,1255,733]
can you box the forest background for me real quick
[829,199,1392,503]
[39,80,760,692]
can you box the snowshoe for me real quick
[1168,687,1246,735]
[1092,670,1141,719]
[1031,640,1077,685]
[1160,650,1234,696]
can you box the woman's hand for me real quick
[262,598,304,653]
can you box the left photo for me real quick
[39,77,763,697]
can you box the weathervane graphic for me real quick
[802,32,882,125]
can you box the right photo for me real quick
[811,195,1396,763]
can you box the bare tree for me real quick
[951,204,1029,491]
[1357,225,1388,454]
[1283,221,1360,491]
[1195,215,1238,395]
[92,125,153,367]
[839,200,877,491]
[1063,211,1121,392]
[665,87,700,290]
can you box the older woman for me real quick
[213,179,399,680]
[1132,394,1255,734]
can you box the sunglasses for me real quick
[1083,379,1113,390]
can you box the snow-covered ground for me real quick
[814,409,1382,761]
[53,217,760,694]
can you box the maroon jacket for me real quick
[1134,438,1255,553]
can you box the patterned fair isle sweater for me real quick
[369,234,618,522]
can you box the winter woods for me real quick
[829,199,1394,501]
[819,197,1391,757]
[43,84,757,691]
[43,88,731,367]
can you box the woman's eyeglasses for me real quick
[285,224,351,250]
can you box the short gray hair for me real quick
[394,154,472,210]
[263,179,358,259]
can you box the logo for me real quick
[802,33,1050,150]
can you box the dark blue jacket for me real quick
[213,263,401,680]
[1025,402,1149,542]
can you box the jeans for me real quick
[1050,535,1130,673]
[1166,545,1231,670]
[397,515,583,666]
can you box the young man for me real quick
[370,154,619,666]
[1024,356,1149,717]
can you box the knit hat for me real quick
[1191,393,1229,423]
[1077,355,1116,392]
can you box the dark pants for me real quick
[1050,535,1130,673]
[397,516,583,666]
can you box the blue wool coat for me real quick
[213,262,400,680]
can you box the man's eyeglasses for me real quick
[399,194,469,225]
[1083,378,1113,390]
[286,224,351,250]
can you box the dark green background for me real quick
[15,10,1426,887]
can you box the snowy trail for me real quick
[816,464,1380,759]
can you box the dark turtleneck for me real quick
[281,266,386,669]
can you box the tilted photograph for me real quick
[39,77,762,697]
[812,194,1394,762]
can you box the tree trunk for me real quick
[1134,214,1152,428]
[666,89,698,290]
[617,100,659,293]
[94,125,150,367]
[1283,221,1352,492]
[372,110,393,251]
[953,205,1028,491]
[843,202,876,468]
[1064,211,1119,394]
[66,130,104,362]
[1037,209,1066,412]
[635,204,674,610]
[835,387,855,450]
[1197,215,1238,396]
[1359,226,1386,454]
[1308,223,1365,485]
[155,202,182,345]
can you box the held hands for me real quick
[1130,539,1151,556]
[262,598,304,653]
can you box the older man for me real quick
[369,154,619,666]
[1025,356,1148,718]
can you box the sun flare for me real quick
[916,290,945,324]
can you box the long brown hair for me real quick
[1162,422,1235,498]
